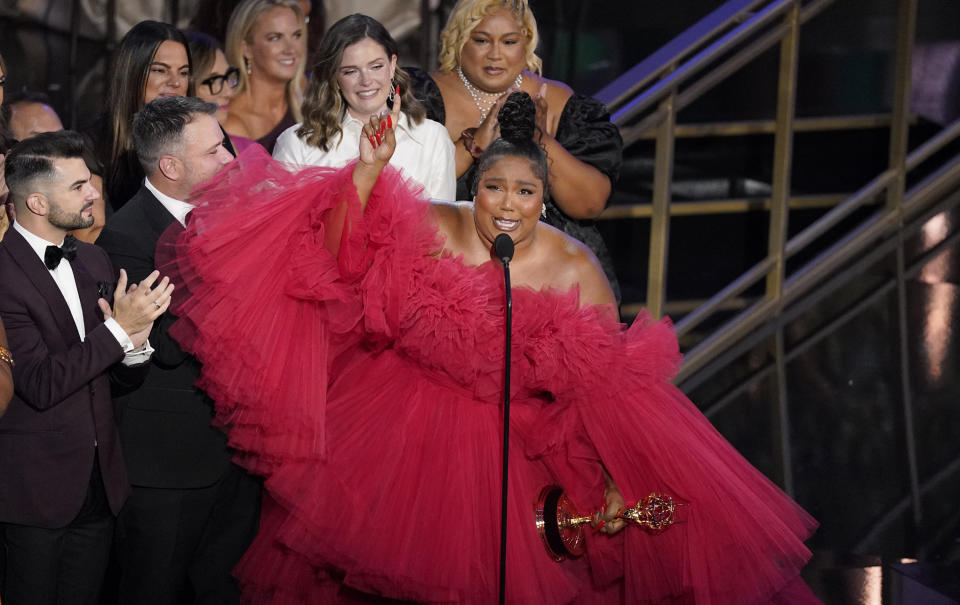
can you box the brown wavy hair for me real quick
[297,14,425,152]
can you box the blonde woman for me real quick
[409,0,622,297]
[223,0,307,153]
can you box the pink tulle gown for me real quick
[157,147,820,604]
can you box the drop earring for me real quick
[541,203,547,218]
[245,58,251,75]
[388,79,397,103]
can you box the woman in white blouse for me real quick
[273,13,455,201]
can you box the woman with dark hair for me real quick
[273,13,454,200]
[185,29,257,155]
[222,0,307,154]
[158,92,818,603]
[409,0,623,298]
[97,20,193,209]
[185,30,238,127]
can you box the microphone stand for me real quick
[494,234,514,605]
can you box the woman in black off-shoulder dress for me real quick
[407,0,623,300]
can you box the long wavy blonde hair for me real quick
[438,0,542,75]
[225,0,306,122]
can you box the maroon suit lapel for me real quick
[70,251,104,337]
[3,229,82,346]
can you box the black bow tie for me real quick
[45,235,78,270]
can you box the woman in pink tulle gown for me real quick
[160,92,820,604]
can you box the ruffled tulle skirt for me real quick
[231,346,616,604]
[159,148,819,604]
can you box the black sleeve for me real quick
[555,94,623,185]
[97,228,190,369]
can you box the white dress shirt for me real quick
[13,221,152,365]
[145,177,194,227]
[272,112,457,201]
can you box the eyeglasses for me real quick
[200,67,240,95]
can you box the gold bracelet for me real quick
[0,345,13,367]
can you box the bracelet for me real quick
[0,345,13,368]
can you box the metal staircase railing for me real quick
[596,0,960,511]
[596,0,960,393]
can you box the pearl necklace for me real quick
[457,67,523,124]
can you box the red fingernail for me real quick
[369,135,377,147]
[395,85,400,97]
[375,133,382,145]
[387,114,392,129]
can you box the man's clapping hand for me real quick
[98,269,174,349]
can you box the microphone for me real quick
[493,232,513,605]
[494,233,514,264]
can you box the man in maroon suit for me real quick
[0,131,174,605]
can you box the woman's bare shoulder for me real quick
[541,224,616,307]
[529,74,574,105]
[430,200,471,233]
[428,201,474,257]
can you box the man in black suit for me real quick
[0,131,173,604]
[96,96,260,605]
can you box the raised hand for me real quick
[473,93,507,153]
[354,85,403,207]
[359,85,402,167]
